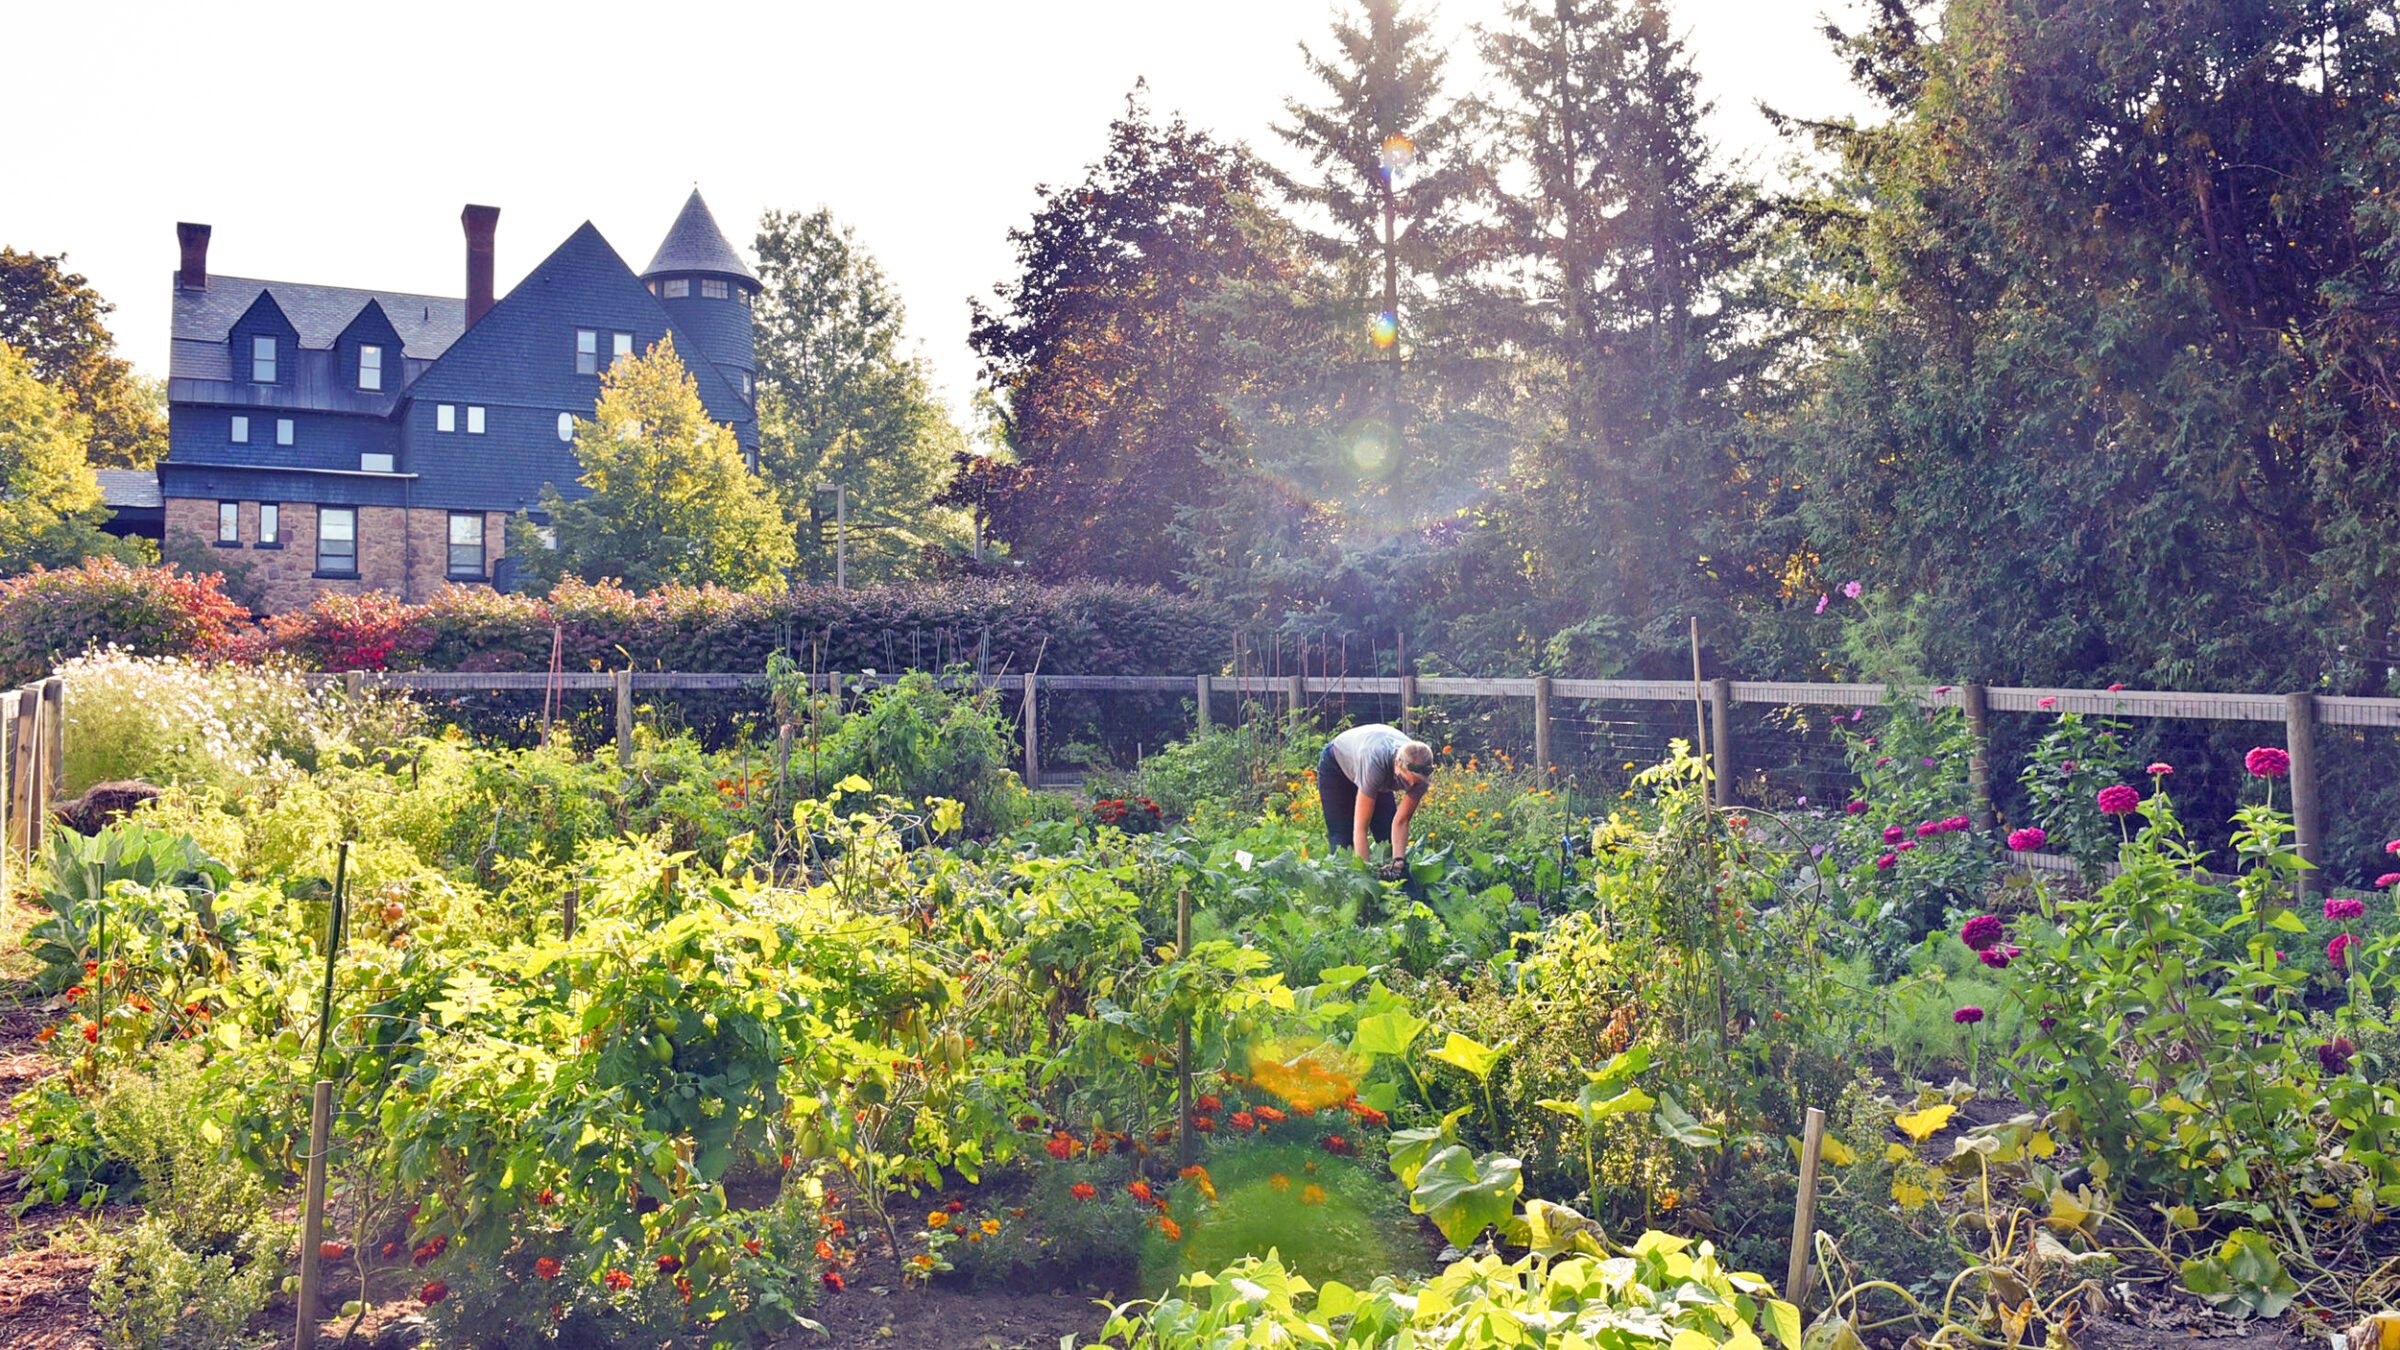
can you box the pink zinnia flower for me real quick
[1979,944,2020,969]
[2327,896,2367,921]
[1876,756,1893,767]
[1934,686,1953,695]
[2147,763,2172,776]
[2329,933,2359,970]
[1845,800,1867,815]
[1960,915,2005,951]
[1896,840,1918,852]
[2006,827,2047,851]
[1876,853,1897,870]
[2096,785,2141,816]
[2107,683,2125,691]
[2038,696,2057,709]
[2378,873,2400,889]
[1954,1007,1984,1025]
[2245,747,2292,779]
[1883,825,1904,844]
[2386,839,2400,854]
[1916,821,1940,838]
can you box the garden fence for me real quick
[308,667,2400,893]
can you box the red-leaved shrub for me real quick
[0,558,250,685]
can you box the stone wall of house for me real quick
[164,498,507,615]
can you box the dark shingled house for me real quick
[159,192,759,612]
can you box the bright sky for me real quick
[7,0,1876,418]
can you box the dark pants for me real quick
[1318,744,1395,854]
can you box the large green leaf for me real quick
[1409,1145,1523,1249]
[1352,1010,1428,1060]
[1387,1105,1472,1189]
[1429,1032,1503,1082]
[1652,1093,1723,1149]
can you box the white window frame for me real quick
[230,415,249,444]
[217,501,239,543]
[447,512,486,577]
[359,343,383,391]
[663,279,689,298]
[259,503,279,546]
[276,418,295,446]
[576,329,598,375]
[437,403,456,433]
[317,507,357,573]
[250,335,277,383]
[467,405,486,434]
[612,332,634,365]
[700,278,728,300]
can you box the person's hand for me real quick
[1374,859,1409,881]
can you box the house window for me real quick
[447,513,485,577]
[317,507,357,573]
[277,418,295,446]
[612,332,634,364]
[437,404,456,432]
[700,278,728,300]
[360,453,395,473]
[556,413,574,442]
[467,406,486,434]
[259,503,279,546]
[576,329,598,374]
[664,278,689,299]
[359,344,383,391]
[217,501,239,544]
[250,336,277,383]
[230,415,249,443]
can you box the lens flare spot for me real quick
[1379,135,1417,179]
[1346,426,1393,475]
[1369,312,1398,348]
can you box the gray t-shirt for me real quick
[1329,723,1411,796]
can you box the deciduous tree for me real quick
[0,249,164,469]
[0,342,138,573]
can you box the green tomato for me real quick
[650,1037,677,1066]
[652,1014,681,1037]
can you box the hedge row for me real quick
[0,559,1235,684]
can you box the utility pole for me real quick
[815,482,848,590]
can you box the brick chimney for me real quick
[462,204,500,327]
[176,222,211,290]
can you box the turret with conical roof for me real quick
[641,190,759,411]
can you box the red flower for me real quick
[1348,1102,1387,1128]
[1193,1116,1215,1133]
[2245,746,2292,779]
[1229,1111,1256,1131]
[822,1269,845,1291]
[1845,800,1867,815]
[535,1188,556,1206]
[1320,1134,1352,1155]
[1254,1105,1285,1124]
[1197,1095,1222,1113]
[2096,785,2141,816]
[2328,896,2368,921]
[1954,1007,1985,1025]
[1875,854,1897,870]
[419,1280,448,1304]
[2330,933,2360,970]
[657,1254,681,1273]
[604,1269,634,1291]
[1071,1182,1097,1201]
[1128,1181,1152,1202]
[944,1200,966,1214]
[1959,915,2004,952]
[748,1240,766,1256]
[81,1022,98,1044]
[2006,826,2047,851]
[1881,826,1904,845]
[1044,1134,1077,1160]
[535,1256,562,1280]
[412,1235,448,1267]
[319,1241,350,1261]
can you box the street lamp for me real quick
[815,482,848,590]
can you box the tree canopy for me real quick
[0,342,137,572]
[510,336,794,594]
[0,249,164,470]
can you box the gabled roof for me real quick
[640,190,756,283]
[170,275,465,380]
[96,469,162,509]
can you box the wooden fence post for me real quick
[562,886,579,941]
[0,691,15,890]
[1195,674,1212,735]
[15,686,43,856]
[614,669,634,767]
[294,1079,335,1350]
[2286,691,2321,900]
[1022,672,1040,786]
[1287,673,1306,726]
[1785,1106,1826,1309]
[1399,675,1417,736]
[41,677,63,796]
[1962,683,1995,833]
[1533,676,1553,776]
[1709,678,1734,809]
[344,670,365,704]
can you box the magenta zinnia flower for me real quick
[2326,896,2367,922]
[2147,763,2173,776]
[1916,821,1940,838]
[2096,785,2141,816]
[2006,827,2047,852]
[2378,873,2400,889]
[1978,944,2020,969]
[1883,825,1905,845]
[1876,853,1897,871]
[1845,800,1867,815]
[2245,746,2292,779]
[2320,1036,2356,1075]
[1954,1007,1984,1025]
[2387,839,2400,854]
[2038,696,2057,709]
[2329,933,2359,970]
[1960,914,2005,951]
[1896,840,1918,852]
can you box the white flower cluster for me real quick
[58,649,367,798]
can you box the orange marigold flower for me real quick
[34,1026,54,1043]
[815,1239,835,1261]
[1128,1181,1152,1202]
[419,1280,448,1304]
[747,1240,765,1256]
[1348,1103,1387,1128]
[1197,1095,1222,1113]
[535,1257,562,1280]
[1071,1182,1097,1201]
[656,1255,681,1273]
[1044,1135,1078,1160]
[1179,1165,1210,1182]
[1158,1218,1182,1241]
[1230,1111,1256,1131]
[1269,1174,1291,1192]
[981,1219,1000,1235]
[822,1269,845,1290]
[1254,1105,1285,1124]
[604,1269,634,1291]
[1301,1184,1327,1206]
[1194,1116,1215,1133]
[926,1212,949,1229]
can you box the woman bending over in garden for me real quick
[1318,723,1436,864]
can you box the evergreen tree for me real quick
[752,208,971,584]
[510,337,794,594]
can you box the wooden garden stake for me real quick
[1786,1106,1827,1308]
[659,865,679,915]
[294,1078,335,1350]
[1176,886,1195,1171]
[1688,617,1709,776]
[562,885,579,941]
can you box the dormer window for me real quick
[251,336,277,383]
[359,344,383,391]
[701,279,728,300]
[664,279,690,299]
